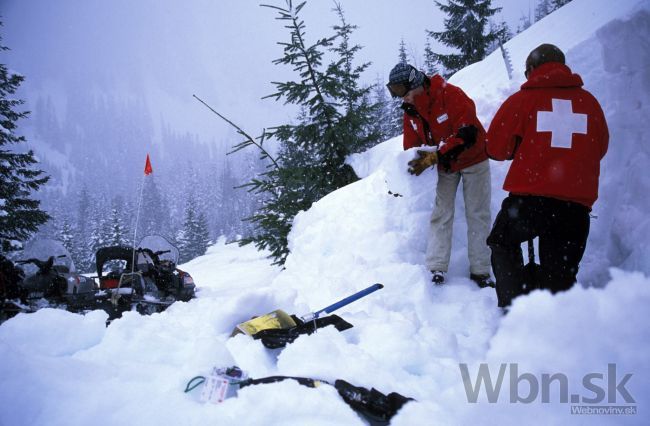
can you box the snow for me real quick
[1,0,650,425]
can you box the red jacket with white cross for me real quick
[402,75,488,173]
[486,62,609,208]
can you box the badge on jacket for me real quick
[437,113,448,124]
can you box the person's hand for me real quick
[408,150,438,176]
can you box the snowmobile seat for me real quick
[100,277,120,289]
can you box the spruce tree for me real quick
[87,202,108,272]
[397,39,408,64]
[177,194,210,263]
[423,38,440,76]
[0,26,50,252]
[74,186,92,272]
[193,211,211,258]
[550,0,572,10]
[176,201,194,263]
[224,0,380,265]
[55,215,75,256]
[138,176,170,239]
[535,0,553,22]
[107,206,129,246]
[428,0,504,77]
[516,13,532,34]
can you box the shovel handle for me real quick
[305,283,384,321]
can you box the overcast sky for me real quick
[1,0,538,145]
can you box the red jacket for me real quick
[486,62,609,208]
[403,75,488,172]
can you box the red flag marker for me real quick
[144,154,153,175]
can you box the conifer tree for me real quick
[87,202,108,272]
[550,0,572,10]
[0,26,50,252]
[138,176,170,239]
[177,194,210,263]
[56,215,75,256]
[107,205,129,246]
[397,39,408,64]
[73,186,93,272]
[428,0,504,77]
[221,0,380,265]
[516,13,532,34]
[423,38,440,76]
[535,0,553,22]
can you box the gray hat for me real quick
[388,63,426,88]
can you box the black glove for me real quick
[252,315,353,349]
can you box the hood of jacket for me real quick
[521,62,584,90]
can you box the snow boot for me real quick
[431,271,446,285]
[470,274,495,289]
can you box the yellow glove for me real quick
[407,150,438,176]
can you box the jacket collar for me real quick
[521,62,583,89]
[413,74,446,110]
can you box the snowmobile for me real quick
[95,235,196,320]
[0,239,96,322]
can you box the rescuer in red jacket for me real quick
[387,63,493,288]
[486,44,609,308]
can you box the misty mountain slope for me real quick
[0,1,649,425]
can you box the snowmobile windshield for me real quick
[16,239,75,276]
[138,235,179,264]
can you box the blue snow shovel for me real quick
[233,284,384,346]
[300,283,384,322]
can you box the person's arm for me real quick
[486,92,526,161]
[436,85,481,166]
[402,104,422,150]
[592,98,609,159]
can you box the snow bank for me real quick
[1,1,649,425]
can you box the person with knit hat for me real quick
[387,63,493,288]
[485,44,609,308]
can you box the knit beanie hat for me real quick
[388,63,426,88]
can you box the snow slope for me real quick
[1,0,649,425]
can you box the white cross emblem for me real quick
[536,98,587,149]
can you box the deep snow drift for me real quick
[1,0,649,425]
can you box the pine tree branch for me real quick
[192,94,279,169]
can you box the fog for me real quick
[0,0,535,248]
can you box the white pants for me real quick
[425,159,492,275]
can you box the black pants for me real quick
[487,195,590,307]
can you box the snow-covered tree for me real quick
[370,76,401,142]
[550,0,572,11]
[55,214,75,254]
[423,38,440,76]
[229,0,381,265]
[137,176,170,239]
[107,205,129,246]
[535,0,553,21]
[397,38,408,64]
[177,193,210,263]
[516,13,532,34]
[0,25,49,252]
